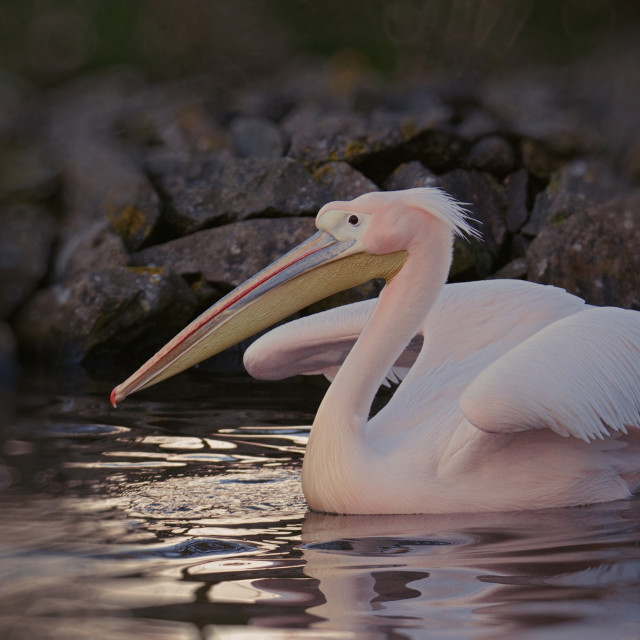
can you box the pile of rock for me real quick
[2,51,639,369]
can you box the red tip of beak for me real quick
[110,388,118,408]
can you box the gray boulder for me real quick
[466,135,515,178]
[14,267,197,362]
[384,160,439,191]
[283,103,457,177]
[148,153,377,235]
[527,191,640,309]
[480,74,597,157]
[53,222,128,282]
[131,217,317,289]
[47,74,162,252]
[131,216,382,315]
[385,162,507,253]
[523,158,632,237]
[454,108,501,142]
[54,136,162,252]
[229,116,286,158]
[125,78,231,154]
[384,162,501,279]
[503,169,530,233]
[312,162,379,201]
[437,168,507,255]
[148,154,324,234]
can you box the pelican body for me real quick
[112,188,640,514]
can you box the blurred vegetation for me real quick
[0,0,639,88]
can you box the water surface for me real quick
[1,367,639,639]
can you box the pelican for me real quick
[112,188,640,514]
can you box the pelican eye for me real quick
[347,214,360,227]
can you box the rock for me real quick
[522,158,632,237]
[14,267,197,362]
[186,276,223,311]
[455,108,501,141]
[148,154,376,235]
[131,216,380,318]
[508,233,529,261]
[519,138,560,181]
[283,103,457,180]
[53,222,128,281]
[449,239,495,282]
[503,169,530,233]
[559,41,640,164]
[400,127,465,178]
[312,162,379,201]
[126,79,231,154]
[56,136,162,252]
[437,169,507,252]
[131,217,317,289]
[383,161,439,191]
[0,203,56,319]
[438,169,508,279]
[478,60,640,178]
[229,116,286,158]
[283,108,366,164]
[47,74,162,251]
[148,153,323,234]
[232,79,298,123]
[353,83,444,117]
[105,183,162,252]
[491,257,528,280]
[466,135,515,177]
[384,163,501,279]
[480,74,597,157]
[527,191,640,309]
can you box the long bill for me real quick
[111,230,407,406]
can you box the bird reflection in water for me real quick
[292,505,640,638]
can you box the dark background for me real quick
[2,0,638,88]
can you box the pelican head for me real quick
[111,188,472,405]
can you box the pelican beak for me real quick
[111,230,407,406]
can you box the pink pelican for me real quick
[111,188,640,514]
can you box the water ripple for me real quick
[38,422,130,438]
[104,537,260,560]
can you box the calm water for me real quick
[1,366,639,640]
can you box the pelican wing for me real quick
[243,298,422,383]
[460,307,640,442]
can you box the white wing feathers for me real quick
[247,279,640,443]
[244,299,422,384]
[245,280,580,386]
[460,307,640,442]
